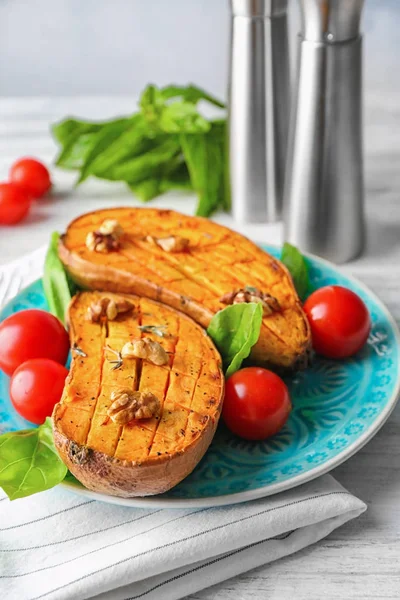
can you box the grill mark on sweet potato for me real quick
[77,319,107,445]
[145,309,181,457]
[103,314,109,339]
[135,302,144,393]
[114,298,145,459]
[119,247,185,285]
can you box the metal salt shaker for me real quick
[228,0,290,223]
[284,0,365,263]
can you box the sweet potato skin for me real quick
[59,207,311,370]
[52,291,224,497]
[53,403,217,497]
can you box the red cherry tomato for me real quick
[9,157,51,199]
[303,285,371,359]
[0,182,31,225]
[10,358,68,424]
[223,367,291,440]
[0,309,70,376]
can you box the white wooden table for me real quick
[1,96,400,600]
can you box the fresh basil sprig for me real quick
[207,303,263,378]
[43,232,77,323]
[0,418,67,500]
[181,120,229,216]
[281,242,310,300]
[52,83,227,217]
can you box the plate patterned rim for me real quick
[0,246,399,508]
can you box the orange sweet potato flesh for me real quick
[59,208,311,370]
[52,291,224,497]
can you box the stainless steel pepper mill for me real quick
[228,0,290,223]
[284,0,365,263]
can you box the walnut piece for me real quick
[121,338,169,366]
[86,219,124,253]
[98,219,124,237]
[107,389,160,424]
[220,287,281,316]
[87,297,133,323]
[146,235,189,253]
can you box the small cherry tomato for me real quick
[0,182,31,225]
[0,309,70,376]
[223,367,291,440]
[10,358,68,424]
[9,157,51,199]
[303,285,371,359]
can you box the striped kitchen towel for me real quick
[0,476,365,600]
[0,250,366,600]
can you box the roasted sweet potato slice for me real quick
[52,291,224,497]
[59,208,311,369]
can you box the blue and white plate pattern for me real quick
[0,245,399,508]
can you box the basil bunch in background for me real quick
[52,84,229,217]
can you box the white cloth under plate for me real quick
[0,251,367,600]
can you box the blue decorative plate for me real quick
[1,246,399,508]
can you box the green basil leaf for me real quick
[160,84,225,108]
[52,118,101,145]
[54,131,100,170]
[281,242,310,300]
[207,303,263,377]
[129,179,162,202]
[108,138,181,184]
[63,470,80,484]
[83,116,158,180]
[129,160,192,201]
[140,84,225,123]
[140,85,218,133]
[212,120,230,212]
[43,232,77,323]
[181,121,226,216]
[160,162,192,192]
[139,84,165,124]
[0,418,67,500]
[76,118,132,184]
[52,119,105,170]
[159,102,210,133]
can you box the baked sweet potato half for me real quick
[59,207,311,370]
[52,291,224,497]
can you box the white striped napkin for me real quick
[0,250,367,600]
[0,477,365,600]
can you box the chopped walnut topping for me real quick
[87,297,133,323]
[107,389,160,424]
[98,219,124,237]
[121,338,169,366]
[86,219,124,253]
[219,287,281,316]
[146,235,189,253]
